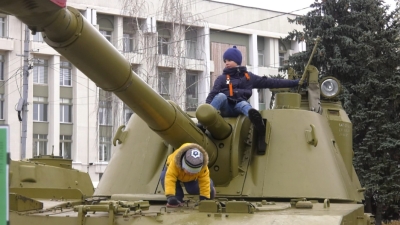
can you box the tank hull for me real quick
[9,200,370,225]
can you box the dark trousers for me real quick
[160,169,215,201]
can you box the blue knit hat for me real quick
[223,46,242,65]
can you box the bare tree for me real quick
[95,0,210,162]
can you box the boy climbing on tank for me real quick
[160,143,215,207]
[200,46,299,151]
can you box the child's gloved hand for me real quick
[167,196,183,207]
[199,196,209,201]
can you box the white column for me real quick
[264,38,280,109]
[198,25,210,104]
[171,25,186,109]
[111,16,125,126]
[113,16,123,51]
[73,68,98,182]
[266,38,279,68]
[48,55,60,156]
[6,47,24,159]
[83,8,92,24]
[291,40,306,53]
[249,34,259,110]
[82,8,97,26]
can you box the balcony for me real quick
[0,37,14,51]
[31,41,59,55]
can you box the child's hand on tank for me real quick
[199,196,209,201]
[167,196,182,207]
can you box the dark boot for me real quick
[196,123,206,133]
[248,109,267,154]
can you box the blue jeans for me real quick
[160,169,215,201]
[210,93,252,117]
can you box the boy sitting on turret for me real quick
[160,143,215,207]
[201,46,299,149]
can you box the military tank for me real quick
[1,0,374,224]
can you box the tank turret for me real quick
[2,1,374,224]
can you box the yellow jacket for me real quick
[165,143,210,198]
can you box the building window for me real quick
[124,105,134,124]
[0,94,3,120]
[99,136,112,162]
[98,16,114,43]
[123,33,134,52]
[98,100,112,125]
[98,90,113,126]
[33,134,48,157]
[60,98,72,123]
[100,30,112,42]
[0,54,4,80]
[258,89,267,110]
[0,16,6,37]
[279,53,285,67]
[186,40,196,59]
[99,173,103,181]
[123,18,138,52]
[158,71,170,97]
[60,61,72,86]
[279,41,288,68]
[33,32,44,42]
[59,135,72,159]
[158,37,169,55]
[33,97,48,122]
[185,29,197,59]
[33,59,48,84]
[258,50,264,67]
[157,23,171,55]
[186,72,198,111]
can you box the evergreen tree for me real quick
[284,0,400,224]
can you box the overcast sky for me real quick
[214,0,398,15]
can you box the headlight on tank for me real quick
[320,77,341,99]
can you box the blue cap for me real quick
[223,46,242,65]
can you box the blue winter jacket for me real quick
[206,66,299,104]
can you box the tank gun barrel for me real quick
[1,0,218,163]
[298,36,321,88]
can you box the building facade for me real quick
[0,0,304,186]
